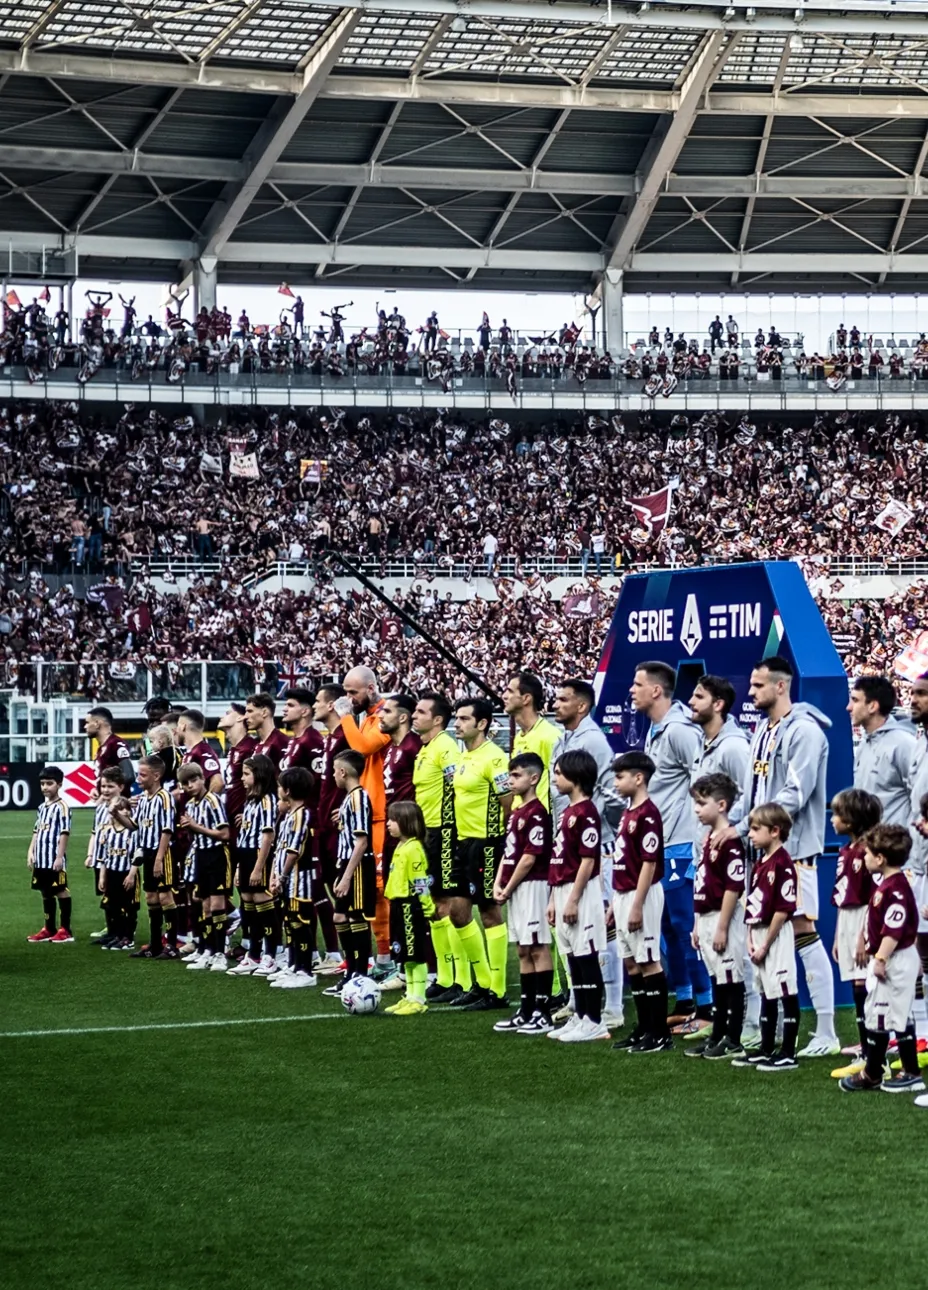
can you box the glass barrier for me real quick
[38,663,149,704]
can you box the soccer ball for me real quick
[341,975,381,1015]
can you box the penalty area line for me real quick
[0,1013,349,1039]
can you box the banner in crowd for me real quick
[229,450,260,479]
[895,630,928,683]
[563,590,602,618]
[874,499,915,536]
[300,458,328,483]
[626,482,674,535]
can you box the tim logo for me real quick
[64,764,97,805]
[709,603,762,641]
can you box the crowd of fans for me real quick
[0,399,924,700]
[5,294,927,391]
[1,404,926,577]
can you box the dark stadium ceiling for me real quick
[4,2,928,292]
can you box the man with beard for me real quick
[333,667,394,983]
[85,706,134,795]
[218,702,256,844]
[849,676,915,826]
[631,662,712,1032]
[733,656,838,1058]
[311,683,349,975]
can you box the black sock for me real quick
[864,1029,890,1083]
[199,914,211,952]
[337,922,353,974]
[586,954,604,1025]
[352,923,372,977]
[710,983,728,1043]
[897,1021,919,1078]
[727,981,746,1044]
[42,895,57,933]
[164,905,179,950]
[628,973,647,1037]
[571,954,592,1020]
[518,971,537,1020]
[149,905,164,949]
[58,896,72,933]
[760,996,778,1057]
[533,967,553,1019]
[211,915,226,955]
[647,971,669,1038]
[852,981,868,1057]
[781,993,800,1059]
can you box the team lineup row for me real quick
[23,660,928,1095]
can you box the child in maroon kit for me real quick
[829,788,882,1081]
[840,824,924,1096]
[734,803,800,1072]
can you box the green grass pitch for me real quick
[0,808,924,1290]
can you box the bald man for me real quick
[333,667,396,983]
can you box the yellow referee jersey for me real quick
[511,716,561,813]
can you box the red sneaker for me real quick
[27,927,54,942]
[49,928,75,943]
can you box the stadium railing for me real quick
[4,366,926,410]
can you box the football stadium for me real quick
[5,2,928,1287]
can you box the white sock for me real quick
[915,983,928,1041]
[600,939,624,1016]
[743,955,761,1031]
[797,936,838,1041]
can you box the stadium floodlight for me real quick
[723,6,736,20]
[451,14,466,32]
[745,7,757,20]
[790,31,804,49]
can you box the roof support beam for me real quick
[606,31,736,272]
[198,8,361,258]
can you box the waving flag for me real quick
[276,660,307,696]
[627,482,675,535]
[874,499,915,537]
[278,283,295,298]
[895,631,928,684]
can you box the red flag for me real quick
[627,483,674,534]
[38,286,50,303]
[895,630,928,683]
[5,290,20,309]
[278,282,294,298]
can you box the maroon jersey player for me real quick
[842,823,923,1092]
[493,753,554,1033]
[218,703,257,842]
[689,773,747,1057]
[84,706,134,795]
[311,683,350,971]
[379,695,421,879]
[741,803,800,1070]
[611,751,670,1052]
[245,692,290,771]
[547,749,608,1042]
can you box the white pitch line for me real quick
[1,1012,349,1039]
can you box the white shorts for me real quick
[614,884,664,966]
[796,860,819,920]
[507,881,551,946]
[835,905,868,982]
[904,869,928,934]
[552,881,606,957]
[696,907,746,984]
[748,921,797,1000]
[865,944,920,1034]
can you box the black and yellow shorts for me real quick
[193,845,232,899]
[425,825,457,900]
[141,846,176,894]
[389,896,430,964]
[31,866,68,895]
[452,837,503,911]
[334,853,376,920]
[235,845,271,893]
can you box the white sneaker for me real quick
[186,952,213,971]
[227,955,260,976]
[209,953,229,972]
[553,1003,574,1023]
[548,1013,581,1041]
[275,971,317,989]
[914,1093,928,1109]
[559,1017,611,1043]
[602,1009,625,1029]
[741,1027,762,1051]
[251,954,278,977]
[275,947,288,967]
[797,1036,841,1059]
[226,909,242,933]
[269,966,296,987]
[317,954,345,976]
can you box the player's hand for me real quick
[832,939,840,965]
[628,903,643,933]
[97,873,105,894]
[750,942,768,964]
[855,942,868,969]
[330,810,340,827]
[84,856,93,868]
[53,858,63,872]
[915,820,928,839]
[873,957,887,980]
[123,870,136,891]
[710,826,738,855]
[546,900,556,927]
[334,876,350,898]
[712,928,728,954]
[690,929,700,950]
[563,898,578,925]
[269,874,280,895]
[493,885,507,905]
[333,697,352,718]
[27,857,34,869]
[250,869,263,887]
[235,813,243,828]
[154,860,163,878]
[179,814,193,830]
[604,902,615,929]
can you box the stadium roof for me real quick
[4,2,928,293]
